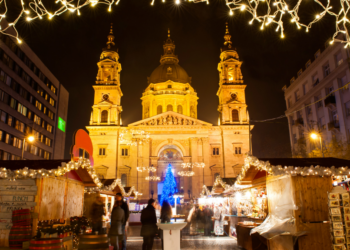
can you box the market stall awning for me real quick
[0,159,96,186]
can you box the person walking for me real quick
[160,201,173,250]
[109,200,125,250]
[141,199,157,250]
[116,193,129,250]
[91,195,106,234]
[204,205,213,236]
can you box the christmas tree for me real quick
[160,164,177,206]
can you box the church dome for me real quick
[148,29,191,84]
[149,62,190,84]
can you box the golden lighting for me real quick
[27,136,35,142]
[310,132,319,140]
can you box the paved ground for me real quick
[126,226,241,250]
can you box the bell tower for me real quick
[217,23,249,125]
[90,24,123,126]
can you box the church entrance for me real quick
[156,145,184,200]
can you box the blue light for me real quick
[160,164,177,206]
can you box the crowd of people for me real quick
[91,196,216,250]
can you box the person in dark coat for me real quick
[141,199,157,250]
[116,193,129,250]
[204,205,214,236]
[160,201,173,250]
[109,201,125,250]
[91,196,106,234]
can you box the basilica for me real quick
[86,24,252,201]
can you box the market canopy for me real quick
[0,159,96,186]
[236,155,350,185]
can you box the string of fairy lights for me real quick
[0,0,349,47]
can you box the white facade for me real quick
[283,40,350,155]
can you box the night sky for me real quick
[13,0,335,158]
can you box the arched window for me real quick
[177,105,183,114]
[157,105,162,115]
[167,104,173,111]
[101,110,108,123]
[190,106,195,118]
[232,109,239,121]
[121,174,127,187]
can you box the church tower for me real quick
[217,23,249,125]
[89,24,123,126]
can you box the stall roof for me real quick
[0,159,96,186]
[258,157,350,168]
[236,156,350,185]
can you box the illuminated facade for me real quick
[86,24,252,201]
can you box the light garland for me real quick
[137,166,156,172]
[235,155,350,185]
[119,129,150,146]
[145,176,160,181]
[0,0,348,48]
[0,157,104,188]
[178,170,195,177]
[181,162,205,168]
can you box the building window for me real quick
[302,83,307,95]
[312,74,319,87]
[99,148,106,156]
[49,98,55,107]
[177,105,183,114]
[167,104,173,112]
[10,98,17,109]
[15,120,25,132]
[7,115,12,126]
[157,105,162,115]
[232,109,239,121]
[168,85,172,88]
[318,117,326,130]
[122,148,129,156]
[292,134,297,144]
[287,97,292,108]
[45,138,51,147]
[47,124,53,133]
[323,63,330,77]
[335,52,343,66]
[295,89,300,102]
[340,75,348,90]
[297,69,302,77]
[212,147,220,155]
[34,115,41,125]
[101,110,108,123]
[315,50,320,59]
[235,147,242,154]
[305,60,311,68]
[290,77,295,84]
[315,95,323,108]
[0,111,6,123]
[121,174,127,187]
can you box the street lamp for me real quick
[22,135,35,160]
[310,132,324,158]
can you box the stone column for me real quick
[98,108,101,124]
[190,138,199,198]
[201,137,210,186]
[108,107,111,125]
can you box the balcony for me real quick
[328,120,340,131]
[294,118,304,126]
[324,95,336,108]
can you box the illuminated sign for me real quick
[58,117,66,132]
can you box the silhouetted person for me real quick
[91,195,106,234]
[116,193,129,250]
[141,199,157,250]
[109,200,125,250]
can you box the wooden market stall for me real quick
[234,156,350,250]
[0,159,96,247]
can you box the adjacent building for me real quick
[0,32,69,160]
[86,24,252,200]
[283,38,350,156]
